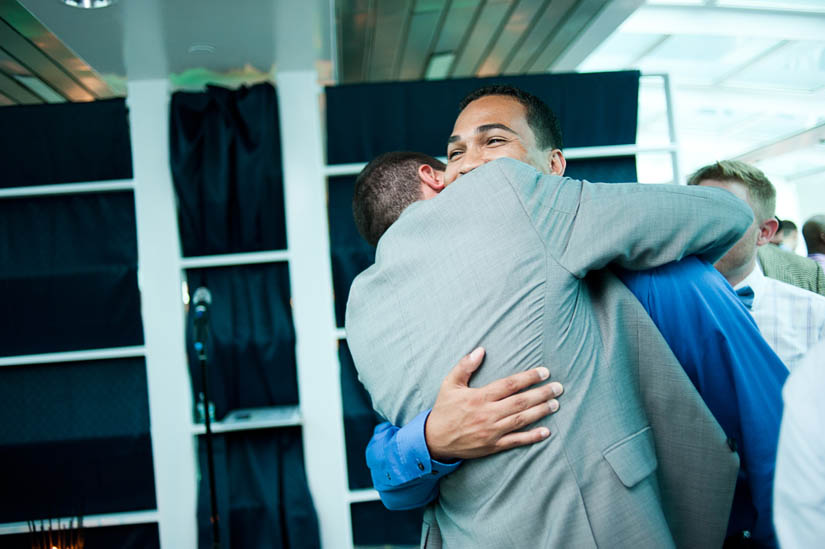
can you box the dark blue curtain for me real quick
[325,71,639,162]
[0,99,153,549]
[0,358,155,522]
[185,264,299,420]
[170,82,319,549]
[170,83,287,257]
[196,429,320,549]
[0,191,144,357]
[325,72,641,543]
[0,99,133,188]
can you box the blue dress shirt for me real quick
[365,257,787,547]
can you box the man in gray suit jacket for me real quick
[346,88,751,547]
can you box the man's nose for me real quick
[459,148,484,175]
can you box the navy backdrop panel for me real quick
[185,263,299,420]
[0,358,156,522]
[1,524,160,549]
[339,340,382,489]
[196,429,320,549]
[0,191,144,356]
[174,83,319,548]
[328,175,375,328]
[170,83,288,257]
[326,71,640,163]
[0,98,133,187]
[350,501,424,546]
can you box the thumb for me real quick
[448,347,485,387]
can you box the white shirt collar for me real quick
[734,260,767,297]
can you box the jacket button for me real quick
[386,473,391,480]
[417,462,425,471]
[727,437,738,452]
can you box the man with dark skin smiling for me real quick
[346,86,779,547]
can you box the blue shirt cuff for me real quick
[396,409,463,479]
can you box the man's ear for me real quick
[548,149,566,176]
[757,216,780,246]
[419,164,445,197]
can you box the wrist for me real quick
[424,411,459,463]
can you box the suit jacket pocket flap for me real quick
[603,425,657,488]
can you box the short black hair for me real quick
[779,219,797,234]
[352,151,446,246]
[457,85,563,150]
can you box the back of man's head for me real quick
[353,151,446,246]
[803,215,825,253]
[458,85,563,151]
[687,160,776,221]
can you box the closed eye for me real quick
[448,149,463,160]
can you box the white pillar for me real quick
[278,70,354,548]
[128,79,198,549]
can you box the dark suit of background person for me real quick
[346,157,752,548]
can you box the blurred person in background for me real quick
[769,220,798,252]
[802,215,825,273]
[773,339,825,548]
[689,161,825,370]
[757,220,824,296]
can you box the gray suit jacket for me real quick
[758,243,825,296]
[346,159,751,548]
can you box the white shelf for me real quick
[181,249,290,269]
[0,180,134,199]
[192,405,302,435]
[0,510,159,535]
[347,489,381,504]
[0,346,146,367]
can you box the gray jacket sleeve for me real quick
[494,158,753,278]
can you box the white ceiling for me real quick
[579,0,825,207]
[17,0,332,88]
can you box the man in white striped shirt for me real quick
[689,160,825,371]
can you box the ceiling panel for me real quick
[578,31,665,72]
[726,40,825,92]
[637,35,784,86]
[398,0,449,80]
[528,0,610,73]
[476,0,549,77]
[0,69,40,103]
[0,90,13,105]
[717,0,825,13]
[502,0,578,74]
[451,0,515,77]
[338,0,375,82]
[0,17,94,101]
[432,0,482,55]
[368,0,412,81]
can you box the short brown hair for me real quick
[687,160,775,220]
[352,151,446,246]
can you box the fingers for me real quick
[482,367,553,402]
[494,426,552,453]
[445,347,486,387]
[495,395,559,432]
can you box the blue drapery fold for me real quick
[0,98,133,188]
[170,83,319,549]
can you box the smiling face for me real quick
[445,95,559,184]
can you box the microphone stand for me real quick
[194,297,220,549]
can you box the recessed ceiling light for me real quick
[60,0,118,8]
[188,44,217,55]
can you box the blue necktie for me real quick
[736,286,754,309]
